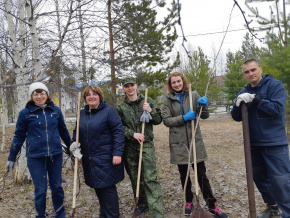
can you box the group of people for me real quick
[5,58,290,218]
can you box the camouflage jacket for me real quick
[116,93,162,144]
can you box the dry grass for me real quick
[0,113,271,217]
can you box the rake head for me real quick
[189,196,213,218]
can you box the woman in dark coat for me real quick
[71,85,125,218]
[6,82,71,218]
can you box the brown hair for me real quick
[28,89,52,105]
[243,59,260,67]
[82,85,104,102]
[167,72,188,94]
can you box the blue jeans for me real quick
[94,185,119,218]
[251,145,290,218]
[27,153,65,218]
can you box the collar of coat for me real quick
[26,102,54,112]
[84,101,108,114]
[124,93,144,105]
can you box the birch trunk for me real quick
[55,0,66,117]
[25,1,43,79]
[5,0,31,182]
[78,0,88,86]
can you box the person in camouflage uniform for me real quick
[116,77,164,218]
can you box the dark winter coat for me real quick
[161,90,209,164]
[231,74,288,146]
[73,101,125,189]
[8,102,71,162]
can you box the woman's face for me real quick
[170,76,183,92]
[85,89,100,109]
[32,91,48,105]
[122,83,137,97]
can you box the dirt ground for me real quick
[0,113,271,217]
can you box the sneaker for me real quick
[185,202,193,216]
[257,205,282,218]
[209,205,228,218]
[132,207,147,218]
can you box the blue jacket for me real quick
[231,74,288,146]
[73,101,125,189]
[8,102,71,162]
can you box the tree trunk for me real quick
[78,0,88,86]
[25,1,43,79]
[108,0,117,107]
[5,0,31,183]
[55,0,66,117]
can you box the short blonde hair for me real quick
[82,85,104,102]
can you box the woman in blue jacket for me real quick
[5,82,71,218]
[71,85,125,218]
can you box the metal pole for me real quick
[241,102,256,218]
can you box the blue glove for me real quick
[183,108,196,121]
[197,96,208,107]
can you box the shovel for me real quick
[133,88,148,217]
[72,92,82,217]
[188,84,213,218]
[241,102,256,218]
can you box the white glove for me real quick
[140,111,152,123]
[236,93,256,107]
[70,142,82,160]
[5,161,14,172]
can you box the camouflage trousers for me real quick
[124,141,164,218]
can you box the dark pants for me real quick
[178,161,216,206]
[94,185,119,218]
[27,153,65,218]
[251,145,290,218]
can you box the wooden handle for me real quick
[136,88,148,201]
[72,92,81,216]
[188,84,199,195]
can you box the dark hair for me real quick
[167,72,188,94]
[243,59,260,67]
[82,85,104,102]
[28,89,52,105]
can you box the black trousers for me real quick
[94,185,119,218]
[178,162,216,206]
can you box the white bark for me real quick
[55,0,66,117]
[5,0,30,182]
[25,1,42,79]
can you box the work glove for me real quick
[183,108,196,121]
[197,96,208,108]
[70,142,82,160]
[62,144,72,156]
[236,93,256,107]
[140,111,152,123]
[5,161,14,172]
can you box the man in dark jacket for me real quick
[231,59,290,218]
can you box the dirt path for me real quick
[0,113,268,217]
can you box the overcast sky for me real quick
[164,0,279,61]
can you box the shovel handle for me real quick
[136,89,148,201]
[72,92,81,217]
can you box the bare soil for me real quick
[0,113,272,217]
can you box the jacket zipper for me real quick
[43,109,49,156]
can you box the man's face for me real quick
[242,61,263,87]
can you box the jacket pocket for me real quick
[27,136,42,154]
[170,143,188,163]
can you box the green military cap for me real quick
[122,77,136,86]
